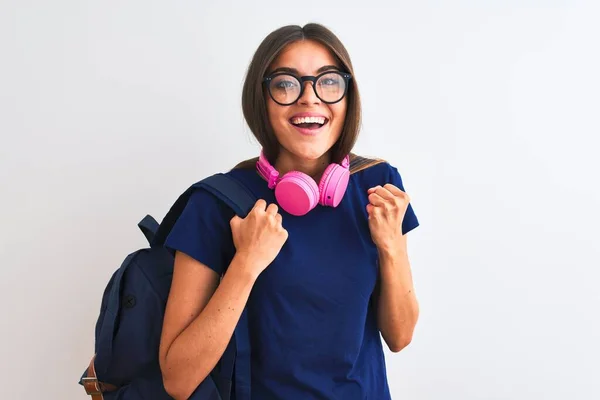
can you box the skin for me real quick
[266,40,347,180]
[367,184,420,352]
[158,39,418,400]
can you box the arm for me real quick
[159,251,258,400]
[159,198,287,400]
[374,240,419,352]
[367,182,420,353]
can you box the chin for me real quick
[284,143,339,164]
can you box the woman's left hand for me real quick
[366,184,410,253]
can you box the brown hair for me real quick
[235,23,362,170]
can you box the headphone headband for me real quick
[256,151,349,188]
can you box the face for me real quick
[265,40,348,165]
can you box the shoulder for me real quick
[163,164,258,255]
[231,157,258,171]
[164,174,241,274]
[187,158,259,206]
[178,164,261,223]
[168,179,237,238]
[173,170,253,229]
[349,153,386,174]
[349,153,408,190]
[350,153,421,234]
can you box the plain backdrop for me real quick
[1,1,599,399]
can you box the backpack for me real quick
[78,173,256,400]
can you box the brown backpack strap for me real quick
[81,355,119,400]
[349,153,385,174]
[232,157,259,171]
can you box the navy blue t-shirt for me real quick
[165,160,419,400]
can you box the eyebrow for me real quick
[268,65,341,75]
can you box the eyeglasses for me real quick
[263,71,352,106]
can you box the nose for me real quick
[297,80,320,105]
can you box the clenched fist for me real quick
[230,199,288,277]
[366,184,410,253]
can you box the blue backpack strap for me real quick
[153,173,255,248]
[195,173,254,400]
[194,173,256,217]
[232,308,251,399]
[152,172,255,400]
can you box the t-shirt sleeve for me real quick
[386,164,420,235]
[163,188,236,276]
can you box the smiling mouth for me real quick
[289,116,329,130]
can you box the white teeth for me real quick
[291,116,326,125]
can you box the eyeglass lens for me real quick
[269,73,347,104]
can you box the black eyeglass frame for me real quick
[263,71,353,106]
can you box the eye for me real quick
[270,74,300,91]
[321,78,339,86]
[318,72,342,87]
[275,80,298,89]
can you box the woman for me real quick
[158,23,420,400]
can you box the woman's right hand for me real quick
[229,199,288,276]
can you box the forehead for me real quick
[269,40,340,75]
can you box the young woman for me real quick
[158,23,420,400]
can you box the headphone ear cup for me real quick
[318,164,350,207]
[275,171,320,216]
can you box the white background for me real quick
[1,1,599,399]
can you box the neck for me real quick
[274,151,332,181]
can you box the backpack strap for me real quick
[151,172,254,400]
[195,173,256,217]
[152,173,255,248]
[349,154,385,174]
[193,173,254,400]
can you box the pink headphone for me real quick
[256,151,351,216]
